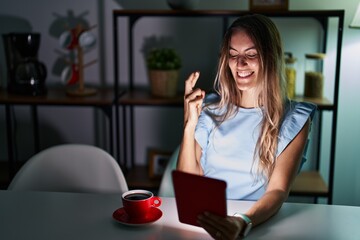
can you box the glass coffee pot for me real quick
[3,33,47,95]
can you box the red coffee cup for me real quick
[122,189,161,220]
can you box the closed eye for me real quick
[246,53,258,59]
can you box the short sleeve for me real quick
[195,111,212,151]
[277,101,317,167]
[194,93,219,160]
[195,93,218,150]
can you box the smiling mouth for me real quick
[237,71,254,78]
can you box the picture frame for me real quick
[249,0,288,12]
[148,149,172,179]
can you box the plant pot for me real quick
[148,70,179,98]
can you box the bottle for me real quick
[285,52,297,99]
[304,53,325,98]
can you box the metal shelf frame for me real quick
[113,10,344,204]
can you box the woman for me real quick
[177,14,316,239]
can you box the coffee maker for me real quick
[2,33,47,95]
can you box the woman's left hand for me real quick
[198,212,244,240]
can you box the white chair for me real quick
[8,144,128,194]
[158,146,179,197]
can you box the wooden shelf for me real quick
[1,86,118,178]
[118,89,183,106]
[113,10,344,19]
[293,96,333,110]
[291,171,328,196]
[0,87,117,106]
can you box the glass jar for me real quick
[304,53,325,98]
[285,52,297,99]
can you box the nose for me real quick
[236,56,248,67]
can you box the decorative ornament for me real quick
[58,24,97,96]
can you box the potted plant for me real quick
[146,48,182,97]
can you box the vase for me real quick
[148,70,179,98]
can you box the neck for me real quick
[239,89,258,108]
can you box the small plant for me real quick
[146,48,182,70]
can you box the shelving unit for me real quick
[113,10,344,204]
[0,87,116,181]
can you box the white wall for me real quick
[0,0,359,206]
[290,0,360,206]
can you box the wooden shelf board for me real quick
[0,87,117,106]
[113,10,344,19]
[291,171,328,196]
[293,96,333,110]
[118,89,183,106]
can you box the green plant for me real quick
[146,48,182,70]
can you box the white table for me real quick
[0,190,359,240]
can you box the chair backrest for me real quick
[158,146,179,197]
[8,144,128,194]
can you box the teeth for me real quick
[237,71,253,77]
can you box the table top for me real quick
[1,190,359,240]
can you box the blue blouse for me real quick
[195,93,316,200]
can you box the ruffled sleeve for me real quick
[277,101,317,167]
[195,110,212,151]
[194,93,219,160]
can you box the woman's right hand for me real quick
[184,72,205,129]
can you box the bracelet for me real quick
[233,213,252,237]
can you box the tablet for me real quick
[172,170,227,227]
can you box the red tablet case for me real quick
[172,170,227,227]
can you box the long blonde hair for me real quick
[210,14,286,181]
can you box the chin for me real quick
[236,81,254,91]
[237,86,252,92]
